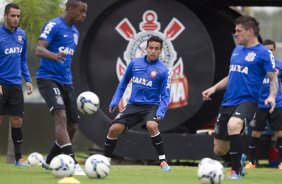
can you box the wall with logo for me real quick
[72,0,241,160]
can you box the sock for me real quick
[104,136,117,158]
[11,127,23,162]
[60,143,77,164]
[46,141,62,164]
[277,137,282,162]
[222,152,231,165]
[230,134,243,175]
[249,137,259,164]
[151,133,166,161]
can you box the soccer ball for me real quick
[197,158,224,184]
[85,154,110,179]
[50,154,75,178]
[77,91,100,115]
[27,152,44,165]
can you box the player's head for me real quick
[65,0,87,25]
[4,3,20,30]
[234,15,260,46]
[146,36,163,61]
[263,39,276,53]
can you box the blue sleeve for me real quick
[109,61,133,107]
[263,50,276,72]
[156,70,171,119]
[39,21,57,43]
[21,37,32,82]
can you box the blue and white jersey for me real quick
[258,59,282,108]
[36,17,79,84]
[0,24,31,85]
[110,56,171,119]
[222,43,275,106]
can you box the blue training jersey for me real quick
[222,43,275,106]
[110,56,171,119]
[36,17,79,84]
[0,24,31,85]
[258,58,282,108]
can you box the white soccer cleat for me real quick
[73,164,86,176]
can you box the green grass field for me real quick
[0,156,282,184]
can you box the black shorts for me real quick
[214,102,257,140]
[0,85,24,117]
[37,79,79,123]
[251,108,282,131]
[113,104,159,129]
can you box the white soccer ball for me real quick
[77,91,100,115]
[50,154,75,178]
[85,154,110,179]
[27,152,44,165]
[197,158,224,184]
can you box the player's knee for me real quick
[53,109,67,121]
[108,123,125,137]
[10,116,22,127]
[146,121,158,132]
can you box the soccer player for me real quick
[202,16,278,179]
[35,0,87,175]
[104,36,172,171]
[245,39,282,169]
[0,3,33,166]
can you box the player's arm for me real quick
[265,71,278,113]
[109,62,133,113]
[202,75,229,101]
[21,37,33,95]
[35,40,65,63]
[156,70,171,120]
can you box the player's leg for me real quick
[37,79,74,164]
[7,85,28,166]
[104,104,140,161]
[214,106,232,165]
[228,102,257,178]
[104,123,125,161]
[246,108,267,168]
[268,107,282,169]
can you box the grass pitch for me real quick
[0,156,281,184]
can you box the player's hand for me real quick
[55,51,66,64]
[0,85,2,96]
[265,96,276,113]
[109,106,117,113]
[26,82,33,95]
[202,87,215,101]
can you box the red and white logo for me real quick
[115,10,189,110]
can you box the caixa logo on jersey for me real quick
[115,10,188,111]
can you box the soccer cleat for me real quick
[226,170,242,180]
[278,163,282,169]
[15,159,30,167]
[240,153,246,176]
[73,164,86,176]
[245,162,256,169]
[41,159,51,170]
[160,160,171,171]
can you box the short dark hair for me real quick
[147,36,163,49]
[263,39,276,49]
[4,3,20,15]
[66,0,87,10]
[235,15,260,37]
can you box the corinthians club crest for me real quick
[115,10,189,110]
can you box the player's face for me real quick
[264,44,275,54]
[70,2,87,25]
[146,41,162,61]
[234,24,251,46]
[4,8,20,30]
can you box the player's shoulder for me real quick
[15,27,26,35]
[275,58,282,69]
